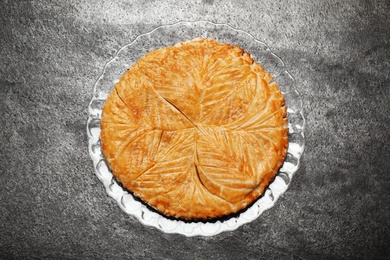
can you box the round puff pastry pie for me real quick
[100,38,288,220]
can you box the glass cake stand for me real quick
[87,21,305,237]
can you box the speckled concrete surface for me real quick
[1,0,389,259]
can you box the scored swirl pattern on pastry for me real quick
[100,38,288,220]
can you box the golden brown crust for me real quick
[100,38,288,220]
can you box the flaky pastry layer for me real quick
[101,38,288,220]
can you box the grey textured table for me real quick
[1,0,389,259]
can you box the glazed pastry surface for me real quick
[100,38,288,220]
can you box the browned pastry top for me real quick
[100,38,288,220]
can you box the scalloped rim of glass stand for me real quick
[87,21,305,237]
